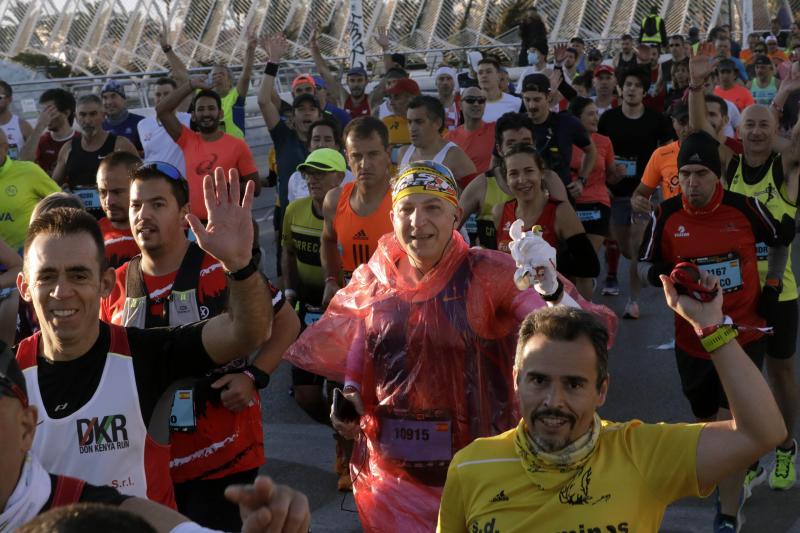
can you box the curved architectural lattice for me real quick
[0,0,793,76]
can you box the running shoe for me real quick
[769,439,797,490]
[601,277,620,296]
[743,464,766,500]
[713,514,740,533]
[713,488,744,533]
[623,301,640,319]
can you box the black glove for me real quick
[758,285,781,327]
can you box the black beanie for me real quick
[677,132,721,177]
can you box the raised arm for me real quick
[660,273,786,494]
[186,168,272,363]
[375,26,394,73]
[257,34,289,130]
[236,31,257,98]
[310,27,346,106]
[156,78,209,141]
[160,22,189,83]
[687,43,718,139]
[18,104,60,163]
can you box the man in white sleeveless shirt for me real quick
[397,95,476,188]
[0,80,33,160]
[14,168,272,509]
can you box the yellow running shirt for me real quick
[438,419,708,533]
[281,197,325,305]
[0,157,60,249]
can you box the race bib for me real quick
[7,144,18,160]
[378,411,453,464]
[615,157,637,177]
[464,213,479,235]
[755,242,768,261]
[169,388,196,432]
[576,209,602,222]
[694,252,743,293]
[73,187,101,209]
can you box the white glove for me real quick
[508,219,558,296]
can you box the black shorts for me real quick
[291,364,326,387]
[575,202,611,237]
[767,299,798,359]
[610,196,632,227]
[675,337,767,419]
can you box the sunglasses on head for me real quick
[133,161,190,193]
[136,161,183,180]
[463,97,486,104]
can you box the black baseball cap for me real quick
[0,344,27,407]
[521,73,551,94]
[391,53,406,68]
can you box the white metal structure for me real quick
[0,0,794,76]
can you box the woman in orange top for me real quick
[493,144,599,295]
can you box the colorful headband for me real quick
[392,161,459,207]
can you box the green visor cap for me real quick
[297,148,346,173]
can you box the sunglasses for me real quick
[463,97,486,104]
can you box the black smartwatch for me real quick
[162,45,172,53]
[242,366,270,389]
[225,255,259,281]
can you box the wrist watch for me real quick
[242,366,270,390]
[225,255,259,281]
[541,279,564,302]
[162,45,172,53]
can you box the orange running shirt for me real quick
[641,140,681,200]
[333,182,394,277]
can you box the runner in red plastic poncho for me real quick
[284,161,617,532]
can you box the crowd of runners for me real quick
[0,13,799,533]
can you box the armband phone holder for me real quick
[669,262,718,303]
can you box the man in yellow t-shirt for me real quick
[0,129,59,249]
[438,273,787,533]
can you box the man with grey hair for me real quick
[438,274,787,532]
[51,94,137,217]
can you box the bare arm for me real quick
[457,174,487,228]
[491,202,503,234]
[446,148,477,182]
[310,27,346,106]
[114,136,139,155]
[369,76,388,115]
[257,34,289,131]
[321,186,344,308]
[281,244,301,297]
[251,302,299,374]
[687,43,718,139]
[542,169,568,202]
[18,105,60,163]
[236,32,257,97]
[660,273,786,494]
[156,79,207,141]
[0,238,22,288]
[555,202,586,240]
[119,498,186,533]
[160,22,189,83]
[631,182,657,213]
[19,118,33,142]
[374,26,394,72]
[186,170,272,364]
[51,142,70,185]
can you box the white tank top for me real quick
[24,352,150,498]
[399,141,457,167]
[1,115,24,159]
